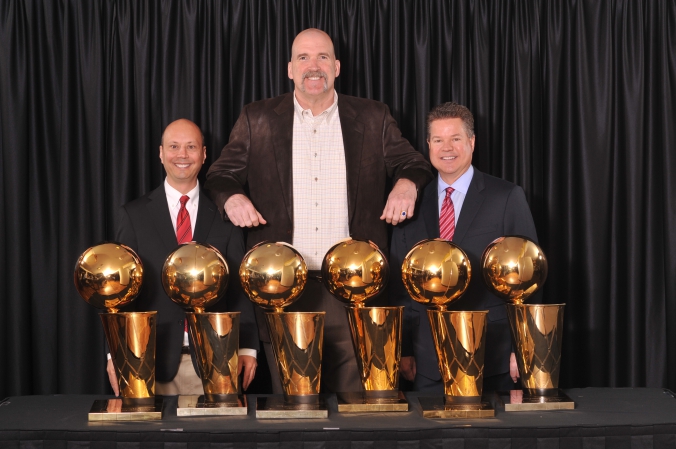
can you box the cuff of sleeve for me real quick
[238,348,257,358]
[106,353,111,360]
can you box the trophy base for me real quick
[497,389,575,411]
[255,395,328,419]
[336,391,408,412]
[88,397,163,421]
[176,394,247,416]
[418,396,495,419]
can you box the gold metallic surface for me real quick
[481,236,548,305]
[418,396,495,418]
[88,397,163,421]
[74,242,143,313]
[507,304,565,392]
[176,394,247,416]
[321,239,388,306]
[101,312,156,399]
[347,306,403,392]
[336,391,408,412]
[255,396,328,419]
[240,242,307,311]
[500,389,575,411]
[186,312,240,397]
[401,239,471,310]
[162,242,228,311]
[266,312,324,397]
[428,310,488,399]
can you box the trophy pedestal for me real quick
[418,396,495,419]
[336,391,408,412]
[88,397,163,421]
[177,394,247,416]
[255,395,328,418]
[498,389,575,411]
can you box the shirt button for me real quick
[313,129,317,133]
[316,227,319,231]
[315,177,318,181]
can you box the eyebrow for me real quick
[296,52,331,58]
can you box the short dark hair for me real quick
[426,102,474,138]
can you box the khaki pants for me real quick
[155,353,203,396]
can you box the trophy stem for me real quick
[265,311,325,401]
[506,303,565,391]
[186,312,240,400]
[345,306,403,393]
[427,310,488,400]
[100,311,157,400]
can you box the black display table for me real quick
[1,388,675,448]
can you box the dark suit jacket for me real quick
[116,184,259,382]
[204,92,433,255]
[389,168,538,381]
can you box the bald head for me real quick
[159,119,206,194]
[288,28,340,112]
[291,28,336,59]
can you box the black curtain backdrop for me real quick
[0,0,674,398]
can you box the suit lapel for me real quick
[421,181,440,239]
[454,169,485,244]
[271,94,295,224]
[338,95,365,224]
[147,185,180,251]
[193,190,216,243]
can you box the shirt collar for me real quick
[164,178,200,207]
[293,90,339,124]
[437,165,474,197]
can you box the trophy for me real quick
[482,235,573,411]
[161,242,247,416]
[401,239,495,418]
[74,242,162,421]
[321,239,407,412]
[240,242,327,418]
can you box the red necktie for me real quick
[439,187,456,240]
[176,195,192,244]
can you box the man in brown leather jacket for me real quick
[206,28,432,394]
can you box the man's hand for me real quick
[238,355,257,390]
[400,356,417,382]
[510,352,520,383]
[380,179,417,225]
[106,358,120,396]
[224,194,267,228]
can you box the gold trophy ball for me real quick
[481,235,548,304]
[74,242,143,313]
[239,241,307,311]
[401,239,471,310]
[161,242,229,313]
[321,239,389,306]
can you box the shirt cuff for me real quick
[238,348,257,358]
[106,353,111,360]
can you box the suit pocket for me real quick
[360,155,380,167]
[464,224,498,237]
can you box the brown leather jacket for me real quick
[205,92,432,255]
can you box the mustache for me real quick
[302,71,328,81]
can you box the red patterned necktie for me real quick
[176,195,192,244]
[439,187,456,240]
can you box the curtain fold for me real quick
[0,0,674,396]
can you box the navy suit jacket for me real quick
[116,184,259,382]
[390,168,538,381]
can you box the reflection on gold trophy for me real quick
[240,242,327,418]
[161,242,246,416]
[321,239,407,412]
[402,239,494,418]
[74,242,162,421]
[482,235,573,411]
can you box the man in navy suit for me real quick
[108,119,258,396]
[390,102,538,393]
